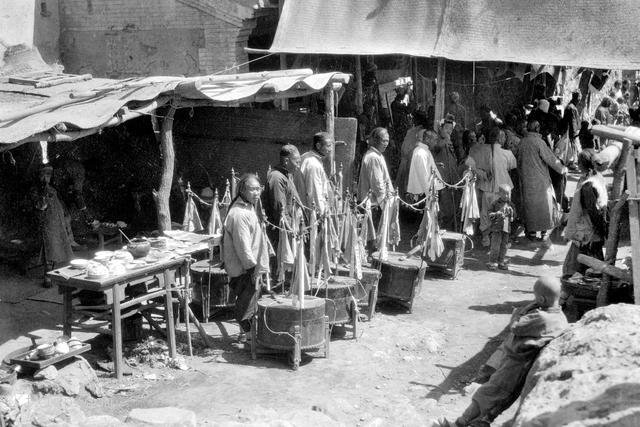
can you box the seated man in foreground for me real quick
[438,276,569,426]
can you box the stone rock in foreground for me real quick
[513,303,640,426]
[126,407,196,426]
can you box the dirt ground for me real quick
[1,171,621,426]
[1,220,580,426]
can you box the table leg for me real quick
[62,287,72,336]
[164,270,177,359]
[111,284,123,381]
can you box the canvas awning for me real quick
[269,0,640,69]
[0,68,350,150]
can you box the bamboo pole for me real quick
[152,106,177,231]
[434,58,446,131]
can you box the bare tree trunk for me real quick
[152,106,176,231]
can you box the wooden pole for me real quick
[624,148,640,304]
[152,106,177,231]
[434,58,446,131]
[279,0,288,111]
[355,56,363,115]
[605,191,630,264]
[324,86,336,176]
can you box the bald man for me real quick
[444,276,568,426]
[300,132,333,215]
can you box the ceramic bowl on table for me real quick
[127,238,151,258]
[36,343,55,359]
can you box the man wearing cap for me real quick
[430,114,463,231]
[264,145,302,248]
[562,149,608,277]
[518,121,568,244]
[299,132,333,215]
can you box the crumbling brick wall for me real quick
[58,0,254,78]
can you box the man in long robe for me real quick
[32,165,73,287]
[223,174,269,342]
[430,115,463,231]
[518,121,567,242]
[358,127,393,252]
[299,132,333,215]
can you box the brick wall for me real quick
[59,0,253,77]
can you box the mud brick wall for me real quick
[173,107,357,195]
[58,0,255,78]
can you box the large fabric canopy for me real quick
[0,69,349,149]
[269,0,640,69]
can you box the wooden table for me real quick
[47,257,189,380]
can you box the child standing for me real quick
[437,276,569,427]
[487,184,515,270]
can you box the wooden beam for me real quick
[355,56,363,115]
[324,86,336,176]
[625,148,640,303]
[279,0,288,111]
[152,106,177,231]
[434,58,446,131]
[577,254,632,283]
[605,192,630,264]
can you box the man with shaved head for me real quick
[439,276,568,426]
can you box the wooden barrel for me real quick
[190,260,235,310]
[256,296,326,351]
[335,265,381,302]
[372,252,426,311]
[308,276,357,325]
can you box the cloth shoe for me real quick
[498,263,509,271]
[486,262,498,271]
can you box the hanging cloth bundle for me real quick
[276,215,296,284]
[308,207,318,276]
[183,190,203,232]
[425,190,444,261]
[207,193,223,235]
[291,234,310,308]
[376,197,391,261]
[220,180,232,222]
[459,170,480,235]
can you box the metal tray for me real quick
[9,344,91,370]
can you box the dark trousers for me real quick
[365,206,382,255]
[229,272,259,333]
[489,231,509,264]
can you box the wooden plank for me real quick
[625,149,640,304]
[9,344,91,370]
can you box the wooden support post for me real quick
[152,106,177,232]
[434,58,446,131]
[605,192,630,264]
[625,148,640,304]
[355,56,363,115]
[324,86,336,176]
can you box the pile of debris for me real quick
[513,303,640,426]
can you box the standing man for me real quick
[518,121,568,245]
[264,145,301,247]
[358,127,393,251]
[223,174,267,342]
[300,132,333,215]
[561,91,582,169]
